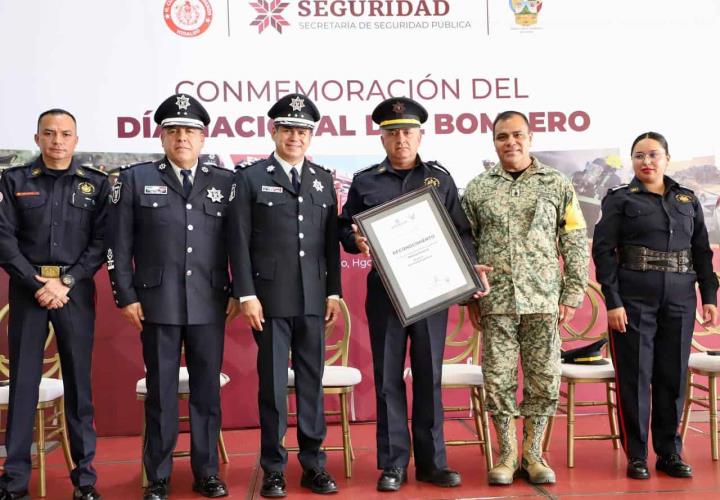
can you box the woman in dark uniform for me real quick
[592,131,718,480]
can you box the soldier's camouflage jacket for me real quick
[461,157,589,315]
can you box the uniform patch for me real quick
[78,181,95,195]
[675,193,693,203]
[629,186,640,193]
[563,191,587,231]
[15,191,40,197]
[206,187,224,203]
[229,183,236,202]
[144,186,168,195]
[313,179,324,192]
[30,167,42,176]
[262,186,283,193]
[111,182,122,204]
[266,165,275,173]
[424,177,440,187]
[106,248,115,270]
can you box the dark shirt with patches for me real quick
[592,175,718,308]
[0,157,110,291]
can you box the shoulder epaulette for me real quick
[427,160,450,175]
[82,165,108,176]
[235,158,263,171]
[120,160,152,171]
[353,164,380,177]
[1,163,27,172]
[308,161,331,173]
[607,184,628,193]
[677,184,695,193]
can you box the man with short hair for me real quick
[106,94,239,499]
[461,111,589,485]
[229,93,341,497]
[338,97,489,492]
[0,109,108,500]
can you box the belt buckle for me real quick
[40,265,61,278]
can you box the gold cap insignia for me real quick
[78,182,95,195]
[675,193,692,203]
[424,177,440,187]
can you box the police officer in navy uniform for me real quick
[593,131,718,480]
[229,94,341,497]
[338,98,489,492]
[106,94,239,499]
[0,109,108,500]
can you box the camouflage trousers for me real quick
[481,313,561,417]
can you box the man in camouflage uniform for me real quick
[461,111,589,485]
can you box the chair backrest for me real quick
[691,272,720,352]
[323,298,352,367]
[443,305,480,365]
[559,280,609,353]
[0,303,62,379]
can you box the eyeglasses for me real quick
[632,151,666,162]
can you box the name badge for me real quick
[144,186,168,195]
[261,186,283,193]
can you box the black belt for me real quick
[33,265,71,278]
[619,245,693,273]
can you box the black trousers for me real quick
[141,322,224,481]
[254,315,326,472]
[366,270,448,471]
[609,269,696,460]
[1,279,97,492]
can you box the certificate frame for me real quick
[353,185,483,327]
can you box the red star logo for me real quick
[249,1,290,34]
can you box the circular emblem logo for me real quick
[164,0,213,38]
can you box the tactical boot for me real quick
[487,415,518,485]
[521,416,556,484]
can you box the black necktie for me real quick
[180,169,192,198]
[290,167,301,192]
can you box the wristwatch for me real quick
[60,273,76,289]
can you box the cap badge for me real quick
[392,101,406,114]
[290,97,305,112]
[207,187,224,203]
[313,179,324,192]
[176,94,191,111]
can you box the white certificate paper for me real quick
[370,199,467,308]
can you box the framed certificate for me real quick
[353,186,483,326]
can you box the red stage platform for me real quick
[26,414,720,499]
